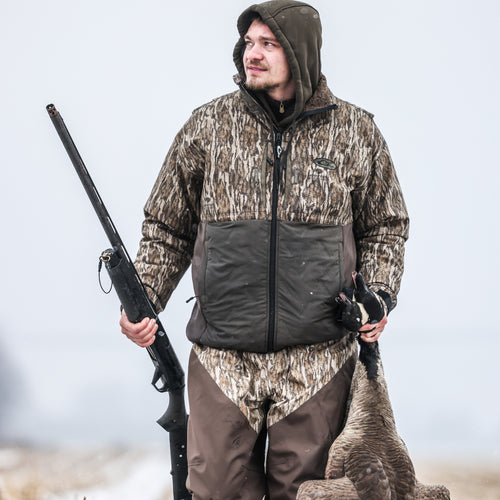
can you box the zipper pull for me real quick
[275,132,282,159]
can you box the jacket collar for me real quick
[302,74,337,113]
[234,73,338,127]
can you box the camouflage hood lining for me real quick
[233,0,322,124]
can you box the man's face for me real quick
[243,20,295,101]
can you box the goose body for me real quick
[297,342,450,500]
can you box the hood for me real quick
[233,0,322,126]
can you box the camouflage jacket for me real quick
[135,75,409,353]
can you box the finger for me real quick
[123,328,156,346]
[138,321,157,344]
[121,316,154,335]
[360,320,386,342]
[132,319,158,339]
[378,315,388,328]
[135,335,156,347]
[358,323,376,333]
[360,329,382,343]
[359,315,388,332]
[121,320,157,344]
[120,312,147,330]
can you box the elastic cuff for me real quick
[376,290,392,315]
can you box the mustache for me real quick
[245,60,268,70]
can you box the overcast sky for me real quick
[1,0,499,461]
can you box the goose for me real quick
[297,340,450,500]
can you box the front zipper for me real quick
[234,96,336,352]
[267,130,282,352]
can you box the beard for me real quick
[243,62,295,99]
[245,79,280,93]
[244,62,278,93]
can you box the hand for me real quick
[335,272,388,342]
[119,309,158,347]
[358,314,387,343]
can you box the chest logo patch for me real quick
[313,158,337,170]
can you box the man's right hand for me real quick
[119,309,158,347]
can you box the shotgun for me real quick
[46,104,191,500]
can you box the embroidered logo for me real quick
[313,158,337,170]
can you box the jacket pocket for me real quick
[276,222,345,348]
[197,220,271,352]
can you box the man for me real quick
[120,1,409,498]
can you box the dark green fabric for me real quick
[186,220,346,352]
[233,0,322,128]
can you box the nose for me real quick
[245,44,263,61]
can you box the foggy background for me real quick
[1,0,499,463]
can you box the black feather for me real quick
[358,338,380,380]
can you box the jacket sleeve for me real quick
[351,119,409,311]
[134,115,205,313]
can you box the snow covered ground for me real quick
[1,446,500,500]
[0,447,173,500]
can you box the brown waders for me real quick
[185,336,357,499]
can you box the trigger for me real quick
[151,367,168,393]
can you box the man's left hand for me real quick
[358,314,387,343]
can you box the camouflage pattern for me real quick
[192,333,357,432]
[135,74,409,315]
